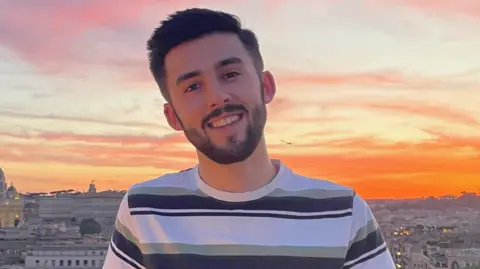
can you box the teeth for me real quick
[211,115,240,128]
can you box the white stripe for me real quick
[343,242,387,267]
[130,207,353,217]
[134,214,352,246]
[110,239,146,269]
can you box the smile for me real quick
[207,113,243,128]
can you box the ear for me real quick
[163,103,183,131]
[260,70,276,105]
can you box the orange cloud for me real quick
[328,99,480,127]
[273,131,480,198]
[278,70,406,86]
[1,131,193,168]
[2,128,479,198]
[275,70,477,91]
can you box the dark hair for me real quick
[147,8,264,102]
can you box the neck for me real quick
[197,137,277,193]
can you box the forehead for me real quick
[164,33,253,79]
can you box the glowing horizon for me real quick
[1,0,479,199]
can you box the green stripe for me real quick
[267,188,353,200]
[128,186,207,197]
[139,243,347,258]
[115,219,139,246]
[129,186,353,200]
[349,219,378,247]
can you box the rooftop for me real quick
[27,243,109,251]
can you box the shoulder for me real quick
[125,167,198,198]
[278,170,356,201]
[279,169,374,215]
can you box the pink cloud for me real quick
[0,109,164,129]
[0,0,157,72]
[374,0,480,19]
[0,0,232,74]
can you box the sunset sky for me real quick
[1,0,479,199]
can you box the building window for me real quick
[68,260,72,266]
[92,260,96,266]
[52,260,56,266]
[84,259,88,266]
[60,260,64,266]
[35,260,39,266]
[76,260,80,266]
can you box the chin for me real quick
[209,152,253,165]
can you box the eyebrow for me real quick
[214,57,243,69]
[176,71,201,85]
[175,57,243,85]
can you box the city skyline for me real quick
[1,0,479,199]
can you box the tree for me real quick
[79,218,102,236]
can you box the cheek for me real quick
[176,101,206,127]
[228,84,257,104]
[241,79,263,101]
[237,89,262,106]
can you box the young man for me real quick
[103,8,396,269]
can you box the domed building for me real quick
[7,183,20,199]
[0,168,24,227]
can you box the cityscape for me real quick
[0,167,478,268]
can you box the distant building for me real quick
[87,181,96,194]
[36,181,123,222]
[0,227,35,267]
[419,236,480,269]
[403,235,431,269]
[0,168,25,228]
[24,243,107,268]
[37,196,73,219]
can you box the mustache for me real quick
[202,104,247,127]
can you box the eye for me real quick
[184,83,200,93]
[223,71,240,80]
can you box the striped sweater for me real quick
[103,161,396,269]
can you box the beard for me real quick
[178,101,267,165]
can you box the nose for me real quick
[205,80,231,110]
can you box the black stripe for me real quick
[343,245,387,269]
[142,254,345,269]
[345,229,385,263]
[110,242,142,269]
[131,210,352,219]
[112,229,144,267]
[128,194,353,213]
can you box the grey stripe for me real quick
[139,243,347,258]
[267,188,353,200]
[349,219,378,247]
[115,219,139,246]
[129,186,352,200]
[128,186,207,197]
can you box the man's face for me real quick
[163,33,275,164]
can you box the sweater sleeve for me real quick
[103,192,144,269]
[343,193,396,269]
